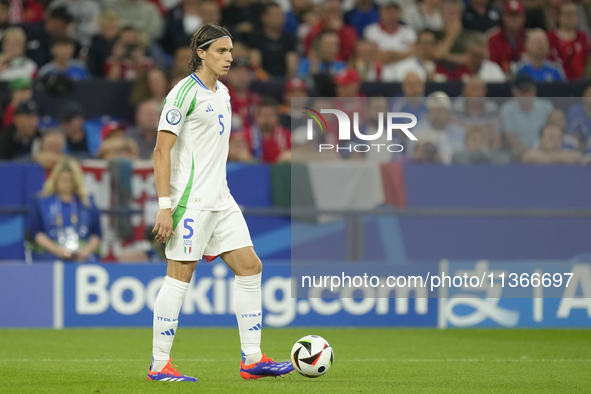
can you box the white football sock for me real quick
[234,272,263,365]
[152,276,189,372]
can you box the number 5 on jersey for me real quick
[218,114,225,135]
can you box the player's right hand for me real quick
[153,209,175,243]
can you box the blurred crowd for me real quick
[288,76,591,165]
[0,0,588,168]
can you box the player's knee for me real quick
[240,255,262,276]
[252,257,263,274]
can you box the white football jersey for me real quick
[158,74,233,211]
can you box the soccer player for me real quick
[147,24,294,382]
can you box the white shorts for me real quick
[165,199,253,262]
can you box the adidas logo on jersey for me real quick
[205,103,214,113]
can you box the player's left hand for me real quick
[153,209,174,243]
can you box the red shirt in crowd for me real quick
[226,86,262,129]
[2,103,16,130]
[104,57,155,81]
[434,62,472,81]
[488,26,526,73]
[304,21,358,61]
[243,124,291,163]
[547,30,591,80]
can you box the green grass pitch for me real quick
[1,328,590,393]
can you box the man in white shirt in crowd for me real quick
[409,91,466,164]
[383,28,437,82]
[363,0,416,81]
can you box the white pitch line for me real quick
[1,358,591,363]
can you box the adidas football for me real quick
[290,335,333,378]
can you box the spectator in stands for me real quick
[9,0,44,24]
[0,0,12,41]
[87,10,119,78]
[126,99,161,160]
[547,1,591,80]
[172,46,193,74]
[25,6,75,69]
[296,31,347,79]
[350,39,381,82]
[466,35,507,83]
[522,124,582,164]
[244,98,291,163]
[295,7,320,54]
[2,77,32,130]
[344,0,380,37]
[0,26,37,81]
[452,125,511,164]
[249,2,298,79]
[516,29,565,82]
[305,0,357,61]
[410,91,466,164]
[363,96,405,162]
[462,0,502,32]
[451,76,501,148]
[403,0,443,32]
[224,57,261,130]
[48,0,100,47]
[27,158,101,262]
[161,0,220,55]
[58,102,96,160]
[528,0,590,31]
[227,132,254,163]
[284,0,310,36]
[547,108,567,131]
[38,36,89,81]
[488,0,527,74]
[95,122,139,160]
[537,108,580,149]
[412,131,443,163]
[383,29,437,82]
[391,72,427,120]
[434,0,466,63]
[363,0,416,80]
[565,82,591,150]
[110,0,164,42]
[33,129,67,170]
[199,0,222,25]
[130,67,168,106]
[169,67,188,89]
[279,78,308,129]
[221,0,261,42]
[334,68,362,98]
[0,100,41,161]
[501,74,554,154]
[105,27,155,81]
[435,34,506,82]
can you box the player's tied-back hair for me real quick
[189,23,233,73]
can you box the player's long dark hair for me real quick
[189,24,232,73]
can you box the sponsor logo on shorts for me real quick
[166,109,182,125]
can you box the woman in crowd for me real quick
[129,67,169,106]
[27,158,102,262]
[0,26,37,81]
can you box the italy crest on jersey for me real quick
[183,239,192,255]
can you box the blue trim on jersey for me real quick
[191,74,209,91]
